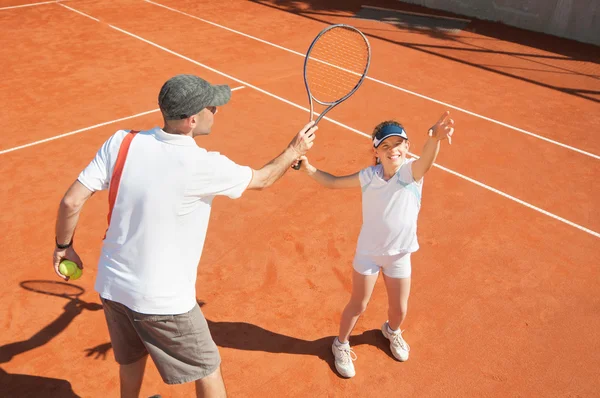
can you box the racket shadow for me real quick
[0,280,102,365]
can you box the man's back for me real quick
[78,127,252,314]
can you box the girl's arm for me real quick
[412,137,441,182]
[294,156,360,189]
[412,111,455,182]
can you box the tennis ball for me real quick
[69,266,82,281]
[59,260,77,277]
[70,266,82,280]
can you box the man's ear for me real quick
[187,114,197,128]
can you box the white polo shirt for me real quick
[356,159,423,256]
[78,127,252,315]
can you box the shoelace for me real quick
[336,345,358,364]
[391,330,411,352]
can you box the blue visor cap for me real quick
[373,124,408,148]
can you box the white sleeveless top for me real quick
[356,158,423,255]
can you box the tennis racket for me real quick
[293,24,371,170]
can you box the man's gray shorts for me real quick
[101,298,221,385]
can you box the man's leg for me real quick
[195,365,226,398]
[101,298,150,397]
[132,303,223,392]
[120,355,148,398]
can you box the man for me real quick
[52,74,317,398]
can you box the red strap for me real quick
[105,131,138,237]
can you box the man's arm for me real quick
[247,121,317,190]
[412,111,455,182]
[53,180,94,280]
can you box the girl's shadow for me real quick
[199,300,393,376]
[206,319,388,375]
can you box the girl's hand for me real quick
[292,156,315,174]
[428,111,455,144]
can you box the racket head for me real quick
[20,280,85,299]
[304,24,371,114]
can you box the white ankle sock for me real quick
[387,323,399,334]
[335,337,350,347]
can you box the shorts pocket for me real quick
[176,305,210,338]
[133,313,181,338]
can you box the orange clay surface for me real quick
[1,0,599,397]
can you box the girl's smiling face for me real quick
[374,136,410,168]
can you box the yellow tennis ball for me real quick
[69,266,83,281]
[59,260,77,277]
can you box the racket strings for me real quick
[307,52,366,100]
[306,27,369,103]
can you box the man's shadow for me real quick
[0,367,81,398]
[84,300,392,377]
[0,280,104,397]
[1,281,103,364]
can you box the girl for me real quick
[295,111,454,378]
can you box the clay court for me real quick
[1,0,599,397]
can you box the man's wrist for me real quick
[287,145,301,159]
[55,236,73,249]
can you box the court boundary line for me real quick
[5,2,598,239]
[59,2,99,21]
[144,0,600,161]
[0,87,245,155]
[0,0,59,10]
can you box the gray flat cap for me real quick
[158,74,231,120]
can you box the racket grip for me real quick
[292,160,302,170]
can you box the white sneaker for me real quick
[381,321,410,361]
[331,339,357,378]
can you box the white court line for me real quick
[431,163,599,238]
[0,0,58,10]
[8,3,600,239]
[59,2,99,21]
[145,0,600,161]
[0,87,245,155]
[0,109,157,154]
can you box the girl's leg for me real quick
[382,274,411,331]
[381,274,411,361]
[332,269,379,378]
[338,270,379,343]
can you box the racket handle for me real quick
[293,112,322,171]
